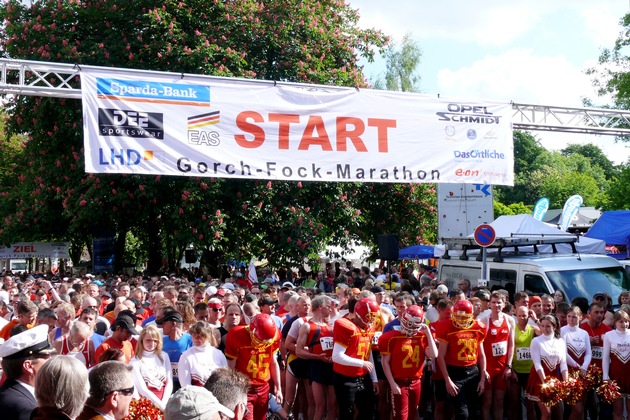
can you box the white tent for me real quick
[436,214,606,256]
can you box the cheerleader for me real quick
[602,310,630,420]
[561,306,591,420]
[178,321,228,387]
[525,314,568,420]
[129,325,173,411]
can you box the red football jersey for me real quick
[430,319,449,380]
[225,325,280,386]
[581,322,611,368]
[333,317,374,377]
[436,320,486,367]
[379,330,428,380]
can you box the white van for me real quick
[439,237,630,307]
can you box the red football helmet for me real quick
[249,313,278,348]
[400,305,424,337]
[452,299,474,329]
[354,298,380,326]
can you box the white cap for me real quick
[0,290,9,305]
[436,284,448,293]
[281,281,295,289]
[0,325,56,359]
[165,386,234,420]
[206,286,218,296]
[221,283,235,290]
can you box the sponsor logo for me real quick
[98,148,155,166]
[96,78,211,106]
[445,125,456,137]
[436,103,502,124]
[98,108,164,139]
[453,149,505,160]
[467,129,477,140]
[187,111,221,146]
[454,168,480,177]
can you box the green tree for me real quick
[561,143,618,180]
[372,32,422,92]
[0,1,438,273]
[493,202,532,218]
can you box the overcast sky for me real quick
[351,0,630,163]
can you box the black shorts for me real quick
[433,379,447,402]
[288,356,310,379]
[309,360,334,385]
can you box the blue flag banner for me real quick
[560,195,583,231]
[532,198,549,221]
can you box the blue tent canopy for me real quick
[398,245,435,260]
[585,210,630,246]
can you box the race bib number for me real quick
[320,336,334,351]
[492,341,508,357]
[171,363,178,379]
[372,331,382,345]
[592,346,603,360]
[516,347,531,361]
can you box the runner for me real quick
[332,297,380,420]
[379,304,438,420]
[225,313,282,420]
[480,291,515,420]
[435,299,487,419]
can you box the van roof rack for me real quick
[440,234,579,262]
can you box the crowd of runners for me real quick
[0,264,627,420]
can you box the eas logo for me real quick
[445,126,456,137]
[98,108,164,139]
[467,129,477,140]
[187,111,221,146]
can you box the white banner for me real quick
[81,67,514,185]
[0,242,70,258]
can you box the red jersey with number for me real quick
[333,317,374,377]
[224,325,280,386]
[581,322,611,368]
[430,319,449,380]
[436,320,486,367]
[306,321,334,357]
[483,315,510,375]
[379,330,428,380]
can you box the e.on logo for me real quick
[455,168,480,177]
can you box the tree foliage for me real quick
[0,0,439,273]
[495,131,612,210]
[372,32,422,92]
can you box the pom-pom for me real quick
[583,365,603,391]
[539,376,565,407]
[596,380,621,405]
[564,376,585,406]
[122,397,163,420]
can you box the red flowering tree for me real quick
[0,0,436,273]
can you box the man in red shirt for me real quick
[225,313,282,420]
[429,299,454,420]
[581,301,612,419]
[95,311,138,364]
[380,305,437,420]
[436,299,487,419]
[332,297,380,420]
[480,291,515,420]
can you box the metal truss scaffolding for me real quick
[2,58,630,136]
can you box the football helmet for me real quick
[452,299,475,329]
[249,313,278,348]
[354,298,380,326]
[400,305,424,337]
